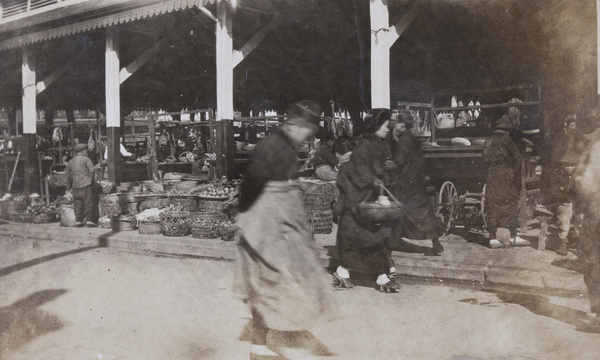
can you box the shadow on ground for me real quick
[0,289,67,353]
[493,290,599,333]
[0,245,99,277]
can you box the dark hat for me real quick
[74,143,88,152]
[494,116,513,129]
[364,108,391,133]
[560,150,578,165]
[286,100,322,128]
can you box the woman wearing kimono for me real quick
[389,111,445,256]
[482,117,530,248]
[333,108,400,293]
[236,101,334,360]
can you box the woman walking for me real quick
[333,108,400,293]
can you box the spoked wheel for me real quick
[436,181,458,233]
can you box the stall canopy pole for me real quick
[370,0,390,109]
[22,46,37,194]
[105,27,121,184]
[216,1,234,121]
[597,0,600,101]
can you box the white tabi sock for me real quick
[250,345,280,356]
[376,274,391,286]
[336,266,350,279]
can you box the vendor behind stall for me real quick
[313,130,338,181]
[191,144,207,177]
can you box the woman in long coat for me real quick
[333,108,400,293]
[482,117,530,248]
[389,111,444,256]
[236,101,334,360]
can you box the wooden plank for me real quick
[147,114,160,181]
[215,120,235,179]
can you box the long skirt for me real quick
[336,212,392,275]
[391,191,444,241]
[236,181,333,331]
[485,165,520,232]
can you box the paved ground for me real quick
[2,236,600,360]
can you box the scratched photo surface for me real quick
[1,1,600,359]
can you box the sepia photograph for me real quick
[1,0,600,359]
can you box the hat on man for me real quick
[74,143,88,152]
[286,100,322,128]
[494,116,513,129]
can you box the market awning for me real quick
[0,0,227,51]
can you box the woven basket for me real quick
[138,221,162,235]
[307,209,333,234]
[138,196,169,211]
[189,212,226,239]
[198,198,229,213]
[169,196,198,212]
[173,181,200,193]
[160,212,190,237]
[162,180,179,193]
[302,182,336,210]
[1,200,27,220]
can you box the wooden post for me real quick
[106,28,121,184]
[216,1,234,121]
[22,46,38,194]
[215,120,235,179]
[597,0,600,98]
[519,157,528,232]
[370,0,390,109]
[148,114,159,181]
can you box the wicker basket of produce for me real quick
[301,181,337,210]
[169,196,198,212]
[111,215,137,231]
[160,211,190,237]
[141,181,164,194]
[99,194,121,218]
[219,220,238,241]
[137,195,169,211]
[355,185,403,223]
[117,193,138,215]
[189,212,227,239]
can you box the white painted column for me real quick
[106,28,121,184]
[370,0,390,109]
[216,1,234,120]
[22,47,36,134]
[106,28,120,128]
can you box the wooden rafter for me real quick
[233,12,285,68]
[35,50,88,94]
[120,37,168,84]
[388,3,419,47]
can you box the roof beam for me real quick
[120,37,168,84]
[198,5,217,22]
[233,13,285,68]
[388,3,418,47]
[36,49,88,94]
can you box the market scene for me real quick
[1,0,600,359]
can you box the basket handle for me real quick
[360,183,400,205]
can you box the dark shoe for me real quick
[85,221,98,228]
[424,238,444,256]
[332,272,354,289]
[388,271,399,280]
[556,239,568,256]
[75,222,84,228]
[379,280,401,293]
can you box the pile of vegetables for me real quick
[135,208,162,223]
[27,203,57,216]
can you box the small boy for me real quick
[66,143,97,227]
[547,151,578,255]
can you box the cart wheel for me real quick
[436,181,458,233]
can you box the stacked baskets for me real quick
[159,211,190,237]
[301,181,336,234]
[189,212,227,239]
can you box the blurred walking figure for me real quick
[333,108,400,293]
[236,100,334,360]
[482,117,530,248]
[389,110,445,256]
[573,111,600,332]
